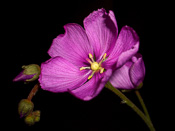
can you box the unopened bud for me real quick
[18,99,34,118]
[24,115,35,126]
[13,64,40,82]
[24,110,41,126]
[33,110,41,122]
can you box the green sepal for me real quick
[18,99,34,118]
[22,64,40,82]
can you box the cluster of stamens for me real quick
[80,53,107,79]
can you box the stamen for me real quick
[80,67,90,71]
[88,53,95,62]
[88,75,92,80]
[80,53,107,80]
[99,67,104,73]
[88,71,95,80]
[99,53,107,65]
[86,58,92,64]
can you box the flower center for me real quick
[91,62,99,71]
[80,53,107,80]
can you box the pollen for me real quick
[80,53,107,79]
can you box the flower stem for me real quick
[105,82,155,131]
[135,90,151,121]
[27,83,40,101]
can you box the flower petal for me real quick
[83,8,118,60]
[48,23,93,67]
[130,54,145,87]
[103,25,139,69]
[39,57,90,93]
[69,69,112,101]
[13,71,34,82]
[110,63,135,89]
[109,10,118,33]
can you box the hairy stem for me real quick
[27,83,40,101]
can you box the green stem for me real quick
[135,90,151,121]
[105,82,155,131]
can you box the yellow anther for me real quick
[88,53,95,62]
[88,75,93,80]
[89,53,93,59]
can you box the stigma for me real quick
[80,53,107,80]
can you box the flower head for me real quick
[110,54,145,89]
[39,8,139,101]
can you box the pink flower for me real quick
[39,8,139,101]
[110,54,145,89]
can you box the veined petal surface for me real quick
[83,8,118,60]
[48,23,93,67]
[103,25,139,69]
[39,57,90,92]
[69,69,112,101]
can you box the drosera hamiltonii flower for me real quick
[12,8,156,130]
[110,53,145,90]
[39,8,140,101]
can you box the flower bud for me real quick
[24,115,35,126]
[13,64,40,82]
[110,53,145,90]
[24,110,41,126]
[18,99,34,118]
[33,110,41,122]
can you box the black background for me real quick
[3,0,171,131]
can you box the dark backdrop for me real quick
[3,0,170,131]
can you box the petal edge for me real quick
[83,8,118,60]
[48,23,93,67]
